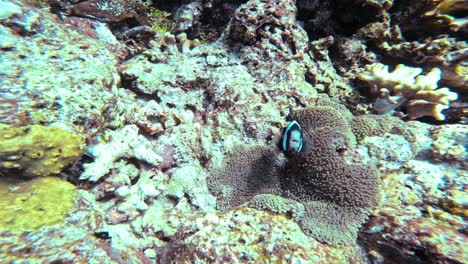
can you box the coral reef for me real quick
[361,121,467,263]
[0,0,465,263]
[116,32,317,170]
[207,102,413,245]
[359,63,459,120]
[294,0,467,93]
[423,0,468,34]
[379,37,468,89]
[225,0,353,99]
[0,124,85,178]
[430,124,467,167]
[0,0,120,134]
[53,0,149,25]
[170,0,242,40]
[156,208,369,263]
[80,125,162,182]
[0,177,76,233]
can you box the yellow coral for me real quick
[424,0,468,32]
[358,63,459,120]
[0,124,85,178]
[0,177,76,233]
[443,62,468,89]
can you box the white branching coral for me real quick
[359,63,459,120]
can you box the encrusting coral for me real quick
[207,101,410,245]
[358,63,459,120]
[0,177,76,233]
[0,124,85,178]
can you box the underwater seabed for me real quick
[0,0,467,263]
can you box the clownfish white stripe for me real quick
[281,120,303,154]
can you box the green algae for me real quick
[0,177,76,233]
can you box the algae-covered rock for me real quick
[0,177,76,233]
[0,124,85,178]
[0,1,120,133]
[361,122,468,263]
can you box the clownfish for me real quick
[278,120,314,157]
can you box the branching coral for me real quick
[206,102,410,245]
[424,0,468,33]
[358,63,459,120]
[379,37,468,89]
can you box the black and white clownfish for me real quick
[278,120,314,157]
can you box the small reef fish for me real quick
[279,120,314,157]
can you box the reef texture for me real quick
[359,63,459,120]
[0,124,85,178]
[0,0,466,263]
[207,100,415,246]
[360,121,467,264]
[224,0,353,100]
[0,177,76,233]
[80,124,163,182]
[0,0,120,136]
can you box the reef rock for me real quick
[0,0,120,136]
[361,121,468,263]
[225,0,353,99]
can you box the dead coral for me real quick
[358,63,459,120]
[206,103,407,245]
